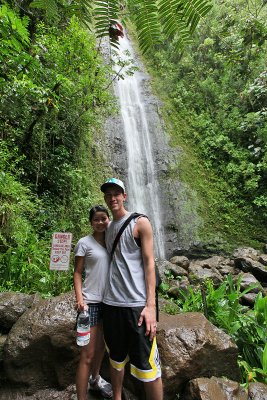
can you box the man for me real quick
[100,178,163,400]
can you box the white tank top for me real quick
[103,213,147,307]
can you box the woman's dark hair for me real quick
[89,205,109,222]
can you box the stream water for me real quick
[113,34,165,259]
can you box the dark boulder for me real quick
[3,291,78,392]
[181,376,248,400]
[157,312,240,399]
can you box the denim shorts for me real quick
[76,303,103,328]
[87,303,103,326]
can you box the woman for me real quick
[73,205,112,400]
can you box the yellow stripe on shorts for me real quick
[110,355,130,371]
[130,338,161,381]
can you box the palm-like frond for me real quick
[158,0,212,48]
[127,0,212,51]
[30,0,59,20]
[93,0,121,49]
[133,0,161,53]
[158,0,192,48]
[29,0,93,26]
[0,4,30,52]
[64,0,93,28]
[28,0,213,52]
[94,0,120,36]
[183,0,213,33]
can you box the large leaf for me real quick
[0,5,30,55]
[262,342,267,372]
[27,0,213,51]
[30,0,59,20]
[133,0,162,53]
[183,0,213,33]
[158,0,192,48]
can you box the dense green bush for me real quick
[142,0,267,247]
[0,4,113,295]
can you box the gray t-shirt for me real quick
[74,235,110,303]
[103,213,147,307]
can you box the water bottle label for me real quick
[76,330,90,346]
[76,309,90,346]
[77,330,90,337]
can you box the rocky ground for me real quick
[0,385,103,400]
[0,386,137,400]
[1,247,267,400]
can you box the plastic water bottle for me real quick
[76,310,90,346]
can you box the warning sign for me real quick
[50,232,72,271]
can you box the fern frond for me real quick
[0,4,30,52]
[30,0,59,20]
[183,0,213,33]
[28,0,212,52]
[158,0,212,48]
[64,0,93,29]
[94,0,120,36]
[158,0,191,48]
[93,0,121,49]
[133,0,161,53]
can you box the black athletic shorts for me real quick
[102,304,161,382]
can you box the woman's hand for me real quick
[76,301,88,312]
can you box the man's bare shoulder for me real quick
[136,215,152,233]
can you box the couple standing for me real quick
[74,178,163,400]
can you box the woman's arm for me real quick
[73,256,86,311]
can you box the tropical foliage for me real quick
[4,0,212,52]
[144,0,267,246]
[0,0,214,296]
[160,275,267,385]
[1,0,267,389]
[0,3,114,295]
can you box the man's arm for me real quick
[135,217,157,341]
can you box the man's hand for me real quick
[138,305,157,341]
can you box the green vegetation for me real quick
[160,275,267,385]
[0,0,215,296]
[8,0,212,53]
[149,0,267,380]
[142,0,267,249]
[1,0,267,390]
[0,3,114,295]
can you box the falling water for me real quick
[113,33,165,259]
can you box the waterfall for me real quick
[113,33,165,259]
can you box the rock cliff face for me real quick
[104,34,202,258]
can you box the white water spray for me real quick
[113,34,165,259]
